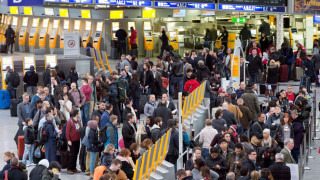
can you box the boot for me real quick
[90,172,94,179]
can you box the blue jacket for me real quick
[44,121,57,142]
[100,111,111,129]
[31,95,50,107]
[183,131,190,147]
[0,160,10,179]
[104,123,118,149]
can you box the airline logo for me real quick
[7,0,43,6]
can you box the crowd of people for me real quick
[1,20,316,180]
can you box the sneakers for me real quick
[26,164,30,167]
[30,163,36,166]
[67,170,74,174]
[73,169,81,173]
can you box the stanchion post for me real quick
[177,92,183,170]
[303,134,311,170]
[313,90,319,140]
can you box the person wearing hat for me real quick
[29,159,49,180]
[23,65,39,98]
[266,59,279,95]
[214,88,226,107]
[229,125,238,139]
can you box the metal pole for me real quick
[299,145,303,180]
[177,92,183,170]
[304,134,311,170]
[313,90,320,140]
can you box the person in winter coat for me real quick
[303,54,314,78]
[153,100,173,130]
[122,100,135,124]
[218,26,229,50]
[80,78,92,126]
[104,115,119,149]
[184,74,200,93]
[69,82,86,110]
[41,161,61,180]
[251,113,267,140]
[87,120,101,178]
[144,94,158,117]
[160,30,169,57]
[185,147,203,171]
[4,24,15,53]
[242,149,258,175]
[196,60,210,83]
[247,48,264,84]
[128,73,141,119]
[313,53,320,86]
[66,66,79,87]
[116,149,134,179]
[291,110,304,163]
[65,110,82,174]
[259,19,270,36]
[129,27,137,55]
[228,143,247,179]
[205,147,228,180]
[139,63,154,95]
[23,65,38,97]
[165,119,179,165]
[237,98,253,133]
[101,144,116,167]
[43,115,57,163]
[42,64,51,87]
[151,117,162,143]
[241,85,260,120]
[7,157,27,180]
[200,119,218,160]
[268,153,291,180]
[135,124,148,144]
[203,28,212,48]
[266,60,279,94]
[239,23,251,49]
[29,159,49,180]
[212,109,227,133]
[122,113,137,149]
[259,32,269,53]
[0,152,15,179]
[266,106,283,138]
[22,118,35,166]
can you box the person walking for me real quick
[4,24,15,53]
[23,65,38,98]
[116,24,128,56]
[87,120,101,179]
[218,26,229,50]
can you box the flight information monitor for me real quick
[218,0,285,6]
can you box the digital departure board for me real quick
[219,4,285,12]
[157,0,213,2]
[96,0,152,7]
[155,1,215,9]
[44,0,93,4]
[218,0,286,6]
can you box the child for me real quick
[23,118,36,166]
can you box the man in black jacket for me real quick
[23,65,38,98]
[4,24,15,53]
[251,113,266,140]
[42,64,51,87]
[221,102,236,127]
[240,23,251,49]
[247,48,263,84]
[268,153,291,180]
[122,113,137,149]
[116,24,128,56]
[169,56,184,98]
[203,47,216,72]
[91,101,106,120]
[242,149,258,174]
[153,100,173,130]
[205,147,228,179]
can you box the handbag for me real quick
[34,146,42,158]
[81,136,92,149]
[56,137,68,151]
[250,136,261,146]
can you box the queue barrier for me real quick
[182,81,206,123]
[133,129,172,180]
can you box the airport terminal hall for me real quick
[1,0,320,179]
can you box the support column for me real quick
[276,14,284,50]
[306,15,314,50]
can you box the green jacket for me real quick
[280,148,296,164]
[211,28,218,41]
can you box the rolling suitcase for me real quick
[0,90,10,109]
[18,136,25,160]
[60,150,71,169]
[279,64,288,82]
[10,98,22,117]
[296,67,304,81]
[0,44,7,53]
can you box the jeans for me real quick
[291,147,300,163]
[118,40,126,56]
[90,152,97,173]
[22,144,34,165]
[201,148,209,160]
[249,72,259,84]
[81,102,90,126]
[223,68,230,80]
[8,88,16,99]
[27,86,37,98]
[169,76,183,97]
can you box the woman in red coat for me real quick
[184,73,200,93]
[129,27,137,47]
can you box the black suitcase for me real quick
[10,98,22,117]
[0,44,7,53]
[139,94,148,114]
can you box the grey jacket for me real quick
[5,69,14,89]
[212,118,227,133]
[17,102,32,126]
[33,109,46,129]
[150,124,161,143]
[144,101,159,117]
[120,59,133,73]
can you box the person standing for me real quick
[259,19,270,36]
[247,48,263,84]
[160,30,169,57]
[129,27,137,56]
[5,66,19,99]
[170,56,184,97]
[218,26,229,50]
[42,64,51,87]
[280,138,296,164]
[22,118,35,166]
[15,94,31,146]
[43,115,57,163]
[116,24,128,56]
[87,120,100,179]
[23,65,38,98]
[210,24,218,44]
[239,23,251,50]
[4,24,15,53]
[122,113,137,149]
[66,110,82,174]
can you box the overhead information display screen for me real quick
[156,0,213,2]
[96,0,152,7]
[44,0,93,4]
[155,1,215,9]
[219,4,285,12]
[218,0,285,6]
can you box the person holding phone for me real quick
[41,161,61,180]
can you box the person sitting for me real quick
[29,159,49,180]
[41,161,61,180]
[7,157,28,180]
[0,152,15,179]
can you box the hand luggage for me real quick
[10,98,22,117]
[60,150,71,169]
[0,44,7,53]
[139,94,148,114]
[279,64,288,82]
[18,136,25,160]
[300,74,311,92]
[296,67,304,81]
[0,90,10,109]
[259,84,267,95]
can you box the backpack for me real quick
[162,77,169,88]
[99,125,110,143]
[93,165,108,180]
[38,124,49,144]
[62,120,73,140]
[10,71,20,87]
[116,80,127,103]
